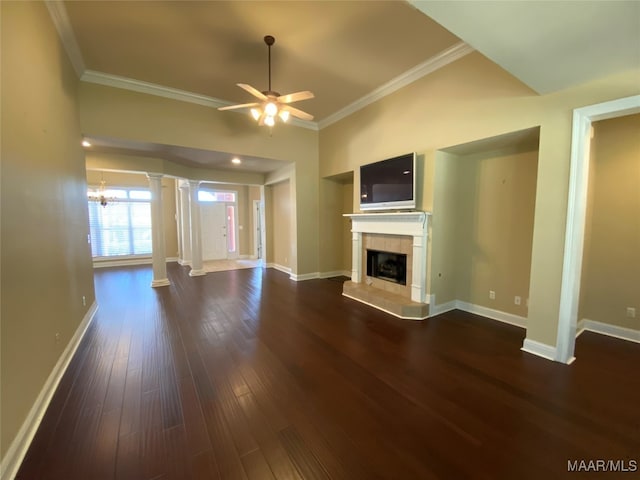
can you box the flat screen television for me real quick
[360,153,416,211]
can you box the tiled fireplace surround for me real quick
[342,212,430,319]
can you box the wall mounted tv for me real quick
[359,152,416,211]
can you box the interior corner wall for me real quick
[319,48,640,348]
[429,152,460,306]
[342,182,354,273]
[454,148,538,317]
[579,113,640,330]
[1,0,95,462]
[319,178,346,274]
[294,147,320,276]
[265,180,291,269]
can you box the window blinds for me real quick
[88,189,152,257]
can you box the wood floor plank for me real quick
[15,264,640,480]
[190,450,220,480]
[115,432,143,480]
[240,448,277,480]
[236,392,303,480]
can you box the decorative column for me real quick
[188,180,206,277]
[147,173,170,287]
[178,180,192,265]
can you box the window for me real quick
[88,188,152,257]
[198,190,236,203]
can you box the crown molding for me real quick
[81,71,319,131]
[45,0,85,77]
[318,41,474,129]
[46,0,466,133]
[81,70,229,108]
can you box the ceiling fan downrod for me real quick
[264,35,275,94]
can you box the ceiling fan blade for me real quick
[283,105,314,121]
[277,91,314,104]
[237,83,267,101]
[218,102,260,111]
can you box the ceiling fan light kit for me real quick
[218,35,314,128]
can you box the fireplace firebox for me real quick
[366,249,407,285]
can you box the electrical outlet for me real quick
[82,295,86,306]
[627,307,636,319]
[55,333,61,344]
[489,290,496,300]
[515,296,521,305]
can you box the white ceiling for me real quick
[412,0,640,94]
[52,1,639,174]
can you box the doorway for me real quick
[198,189,239,261]
[201,202,227,260]
[556,94,640,363]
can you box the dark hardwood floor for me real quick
[16,264,639,479]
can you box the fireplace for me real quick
[342,212,431,320]
[367,250,407,285]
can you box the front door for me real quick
[200,202,227,260]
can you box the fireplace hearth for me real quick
[367,250,407,285]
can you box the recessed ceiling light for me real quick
[231,158,241,165]
[82,140,91,147]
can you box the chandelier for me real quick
[87,177,117,207]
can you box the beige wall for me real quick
[454,148,538,316]
[86,170,179,258]
[579,114,640,330]
[265,181,291,268]
[86,151,266,187]
[319,50,640,347]
[342,182,354,273]
[1,1,95,460]
[78,83,319,276]
[430,152,461,305]
[318,176,355,276]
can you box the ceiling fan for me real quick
[218,35,314,126]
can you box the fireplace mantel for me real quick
[344,211,431,312]
[345,211,429,237]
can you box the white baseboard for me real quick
[293,270,352,282]
[266,263,292,275]
[428,299,457,317]
[456,301,527,328]
[318,270,351,279]
[577,318,640,343]
[427,298,527,328]
[178,259,191,266]
[1,302,98,480]
[93,256,178,268]
[291,272,319,281]
[521,338,558,361]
